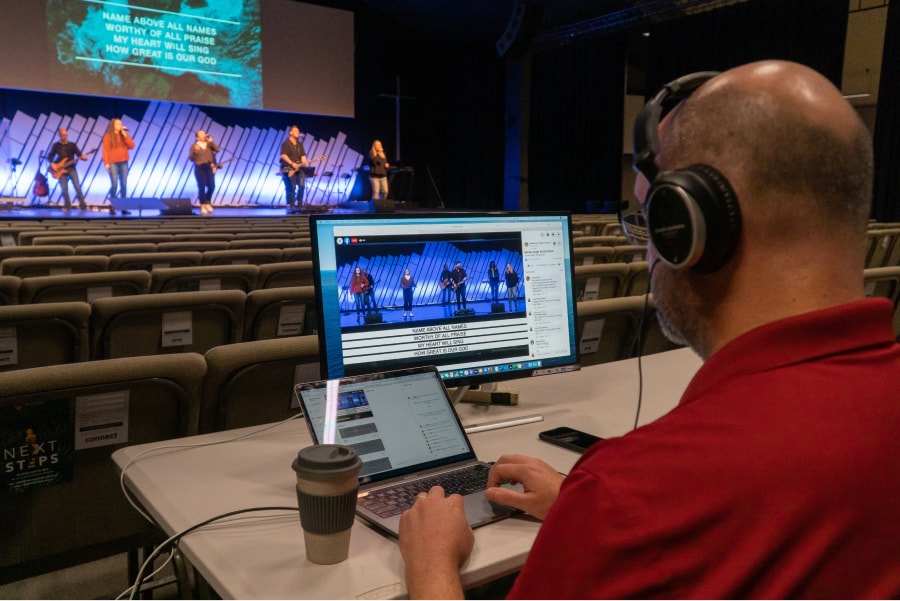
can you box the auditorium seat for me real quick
[572,235,626,247]
[30,235,107,246]
[282,247,312,262]
[0,353,205,584]
[0,245,74,263]
[73,243,157,256]
[107,251,203,272]
[573,263,630,302]
[864,227,900,268]
[170,233,234,242]
[18,271,152,304]
[231,231,292,240]
[1,255,110,278]
[575,296,646,366]
[149,264,260,293]
[156,240,231,253]
[202,248,283,266]
[600,222,624,236]
[256,260,314,289]
[228,238,300,250]
[200,335,320,433]
[572,246,614,266]
[0,276,20,305]
[622,261,650,296]
[609,244,648,263]
[105,233,176,245]
[0,302,91,371]
[89,289,246,359]
[243,286,317,341]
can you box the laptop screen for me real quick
[296,367,477,484]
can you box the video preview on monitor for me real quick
[309,212,580,389]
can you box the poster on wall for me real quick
[1,398,74,494]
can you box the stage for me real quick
[0,200,420,221]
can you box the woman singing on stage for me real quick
[399,268,416,318]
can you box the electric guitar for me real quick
[49,147,98,179]
[287,155,326,178]
[210,157,234,175]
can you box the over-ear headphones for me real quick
[633,71,742,273]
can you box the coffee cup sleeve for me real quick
[296,488,359,534]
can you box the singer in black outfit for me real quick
[188,129,221,215]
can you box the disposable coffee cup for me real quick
[291,444,362,565]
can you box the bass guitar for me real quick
[211,157,235,175]
[287,155,326,178]
[49,147,98,179]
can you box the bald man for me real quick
[398,61,900,599]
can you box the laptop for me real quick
[295,365,521,537]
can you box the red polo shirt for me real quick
[510,299,900,599]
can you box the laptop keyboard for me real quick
[358,464,490,518]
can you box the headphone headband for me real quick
[632,71,719,182]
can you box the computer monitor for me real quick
[309,211,580,393]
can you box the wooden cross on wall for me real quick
[378,76,416,163]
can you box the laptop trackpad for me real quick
[464,483,524,528]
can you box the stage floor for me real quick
[0,200,423,221]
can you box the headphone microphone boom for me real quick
[632,71,742,273]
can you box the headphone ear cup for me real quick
[646,164,741,272]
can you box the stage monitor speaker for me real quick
[373,198,395,213]
[496,1,543,59]
[364,313,384,324]
[491,303,506,313]
[161,198,194,215]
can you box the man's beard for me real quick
[650,265,701,350]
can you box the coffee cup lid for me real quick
[291,444,361,476]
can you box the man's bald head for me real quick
[660,60,872,238]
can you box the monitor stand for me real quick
[450,384,544,434]
[453,382,519,405]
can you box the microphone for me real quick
[121,126,129,132]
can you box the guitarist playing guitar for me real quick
[279,125,315,214]
[47,127,92,211]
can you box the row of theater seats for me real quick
[574,261,649,301]
[0,286,317,373]
[0,335,320,586]
[0,261,313,305]
[0,240,313,262]
[0,248,312,278]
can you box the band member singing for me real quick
[505,263,520,311]
[47,127,88,211]
[451,261,467,310]
[488,260,500,303]
[368,140,390,200]
[399,268,416,318]
[279,125,308,214]
[188,129,221,215]
[101,118,135,215]
[350,266,367,318]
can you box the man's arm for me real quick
[399,487,473,600]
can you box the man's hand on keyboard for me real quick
[399,486,474,599]
[485,454,564,520]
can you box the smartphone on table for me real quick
[538,426,603,454]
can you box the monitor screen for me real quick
[309,212,580,389]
